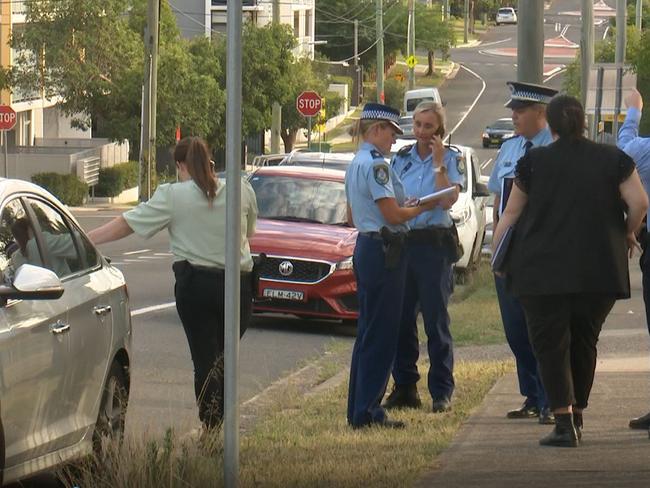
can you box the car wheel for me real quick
[496,22,500,26]
[482,140,489,148]
[0,417,4,486]
[93,361,129,456]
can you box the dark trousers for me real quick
[519,294,616,411]
[640,232,650,336]
[347,234,407,427]
[392,242,455,400]
[173,261,253,429]
[495,276,548,410]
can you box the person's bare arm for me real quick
[88,216,134,245]
[620,169,650,256]
[492,194,501,227]
[347,205,354,227]
[376,197,438,225]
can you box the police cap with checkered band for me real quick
[505,81,558,109]
[360,103,404,135]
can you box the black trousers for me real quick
[640,231,650,336]
[173,261,253,429]
[519,294,615,411]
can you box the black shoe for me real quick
[432,396,452,413]
[383,384,422,410]
[507,402,539,419]
[573,412,583,441]
[352,418,406,430]
[629,411,650,430]
[539,413,579,448]
[539,407,556,425]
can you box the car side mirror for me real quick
[0,264,64,301]
[473,182,491,198]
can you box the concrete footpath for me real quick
[418,267,650,488]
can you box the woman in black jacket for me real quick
[492,95,649,447]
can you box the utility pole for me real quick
[637,0,643,31]
[354,19,361,105]
[464,0,469,44]
[613,0,627,136]
[517,0,544,83]
[407,0,415,90]
[581,0,594,109]
[224,0,243,486]
[444,0,450,21]
[140,0,159,202]
[376,0,384,103]
[271,0,281,153]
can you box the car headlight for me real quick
[336,256,354,271]
[482,132,489,138]
[450,207,471,225]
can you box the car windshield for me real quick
[490,120,514,130]
[249,174,348,226]
[498,8,513,14]
[286,158,351,171]
[406,97,434,112]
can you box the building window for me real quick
[305,9,312,37]
[294,11,300,36]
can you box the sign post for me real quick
[0,106,17,178]
[296,91,322,150]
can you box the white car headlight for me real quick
[335,256,354,271]
[450,207,471,225]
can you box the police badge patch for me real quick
[456,155,466,175]
[373,164,390,185]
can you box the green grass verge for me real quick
[61,359,511,488]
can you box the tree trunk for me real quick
[280,129,297,153]
[426,50,435,76]
[470,1,475,34]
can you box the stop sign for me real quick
[0,106,16,131]
[296,91,322,117]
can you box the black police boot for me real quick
[538,407,556,425]
[573,411,583,441]
[539,413,579,448]
[629,411,650,430]
[383,384,422,410]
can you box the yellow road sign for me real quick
[406,55,417,69]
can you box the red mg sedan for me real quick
[248,166,358,323]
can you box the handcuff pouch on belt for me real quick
[406,224,464,263]
[251,253,267,300]
[380,227,406,270]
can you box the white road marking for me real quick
[131,301,176,317]
[603,26,610,40]
[479,37,512,48]
[123,249,151,255]
[481,158,493,170]
[444,64,487,141]
[544,67,566,83]
[123,259,140,263]
[110,262,127,265]
[138,256,166,260]
[154,252,173,257]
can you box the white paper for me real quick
[408,186,457,207]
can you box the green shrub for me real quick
[94,161,139,197]
[31,173,88,206]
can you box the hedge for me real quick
[94,161,139,197]
[31,173,88,206]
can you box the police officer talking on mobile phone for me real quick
[382,101,463,414]
[488,81,557,425]
[345,103,440,429]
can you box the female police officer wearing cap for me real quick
[382,101,463,413]
[88,136,258,430]
[346,103,440,429]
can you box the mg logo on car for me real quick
[279,260,294,276]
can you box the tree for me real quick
[279,59,343,152]
[413,4,456,75]
[8,0,225,156]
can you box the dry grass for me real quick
[60,360,510,488]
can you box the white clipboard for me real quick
[408,186,456,207]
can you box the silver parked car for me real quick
[0,179,131,485]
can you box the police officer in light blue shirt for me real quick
[617,88,650,431]
[489,81,557,424]
[382,101,464,413]
[345,103,438,429]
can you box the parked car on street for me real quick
[482,117,516,148]
[278,151,356,171]
[248,166,358,323]
[403,88,442,115]
[496,7,517,25]
[398,115,415,138]
[0,179,131,485]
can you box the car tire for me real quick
[92,361,129,457]
[482,140,489,148]
[0,417,4,486]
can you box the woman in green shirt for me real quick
[89,136,258,429]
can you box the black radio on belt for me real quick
[380,227,406,270]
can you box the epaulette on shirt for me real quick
[501,135,522,148]
[396,144,414,157]
[370,149,384,160]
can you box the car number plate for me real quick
[263,289,305,301]
[491,138,500,144]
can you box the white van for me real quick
[403,88,442,115]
